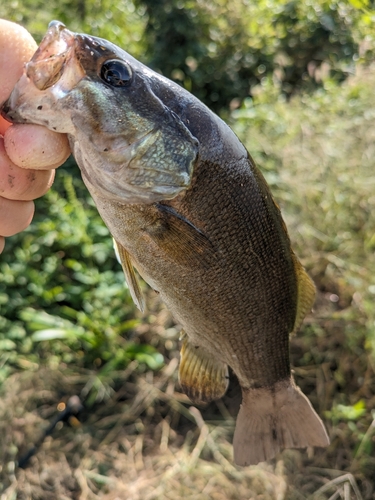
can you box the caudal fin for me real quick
[233,379,329,466]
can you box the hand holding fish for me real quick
[0,19,70,253]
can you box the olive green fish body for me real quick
[95,151,296,390]
[1,21,329,465]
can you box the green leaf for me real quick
[0,339,17,350]
[326,400,367,422]
[31,329,72,341]
[348,0,369,9]
[135,352,164,370]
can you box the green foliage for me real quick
[138,0,375,112]
[326,400,367,423]
[1,0,375,393]
[1,0,375,391]
[0,165,163,386]
[0,0,146,58]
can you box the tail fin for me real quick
[233,379,329,466]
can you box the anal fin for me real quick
[179,332,229,404]
[113,239,145,313]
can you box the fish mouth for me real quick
[1,21,86,126]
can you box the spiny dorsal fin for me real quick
[113,239,145,313]
[291,254,316,336]
[179,331,229,404]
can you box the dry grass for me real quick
[1,288,374,499]
[0,363,288,500]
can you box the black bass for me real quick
[2,21,329,465]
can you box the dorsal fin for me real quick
[291,254,316,336]
[113,239,145,313]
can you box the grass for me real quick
[2,65,375,498]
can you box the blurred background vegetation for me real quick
[1,0,375,499]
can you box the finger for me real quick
[4,123,70,170]
[0,196,34,237]
[0,138,55,200]
[0,115,12,136]
[0,19,37,104]
[0,21,71,169]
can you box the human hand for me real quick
[0,19,70,253]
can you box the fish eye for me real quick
[100,59,132,87]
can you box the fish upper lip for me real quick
[32,22,72,61]
[25,21,76,91]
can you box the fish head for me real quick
[2,21,199,204]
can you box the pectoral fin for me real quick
[291,254,316,335]
[144,203,215,268]
[113,239,145,313]
[179,332,229,404]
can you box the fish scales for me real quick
[1,21,330,465]
[164,159,295,383]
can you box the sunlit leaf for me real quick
[31,329,72,341]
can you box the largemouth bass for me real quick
[2,21,329,465]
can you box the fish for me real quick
[1,21,330,466]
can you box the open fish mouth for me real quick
[1,21,85,128]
